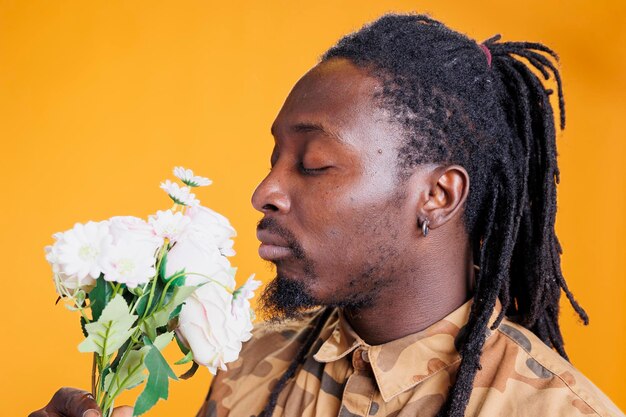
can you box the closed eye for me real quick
[298,163,331,175]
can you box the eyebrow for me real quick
[270,121,344,143]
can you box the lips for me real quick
[256,229,293,261]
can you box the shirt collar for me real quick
[313,299,503,402]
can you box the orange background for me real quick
[1,1,624,415]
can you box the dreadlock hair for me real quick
[260,13,589,417]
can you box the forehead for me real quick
[271,59,398,147]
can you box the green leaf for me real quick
[90,276,112,321]
[174,333,190,355]
[133,338,177,416]
[144,276,168,317]
[167,271,186,287]
[78,295,137,357]
[174,350,193,365]
[134,293,149,317]
[168,304,183,321]
[153,331,174,351]
[140,286,197,335]
[80,316,89,338]
[109,339,131,373]
[104,347,149,395]
[157,253,169,281]
[104,332,172,401]
[158,252,185,285]
[100,365,111,391]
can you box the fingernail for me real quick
[83,410,100,417]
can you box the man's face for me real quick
[252,58,420,319]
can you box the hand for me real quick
[29,388,100,417]
[28,388,133,417]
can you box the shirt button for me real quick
[352,347,370,371]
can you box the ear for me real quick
[420,165,470,231]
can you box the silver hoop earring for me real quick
[421,219,430,237]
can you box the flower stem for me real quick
[140,243,169,320]
[91,353,97,397]
[128,283,149,316]
[77,304,91,323]
[111,283,123,297]
[100,341,135,413]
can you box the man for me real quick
[31,13,623,417]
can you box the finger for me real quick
[111,406,133,417]
[28,408,48,417]
[49,387,100,417]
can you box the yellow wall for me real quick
[1,1,624,415]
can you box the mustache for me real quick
[257,218,306,260]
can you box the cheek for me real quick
[290,162,409,274]
[306,206,405,301]
[306,187,407,273]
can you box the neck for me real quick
[343,237,474,346]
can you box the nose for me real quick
[251,169,291,215]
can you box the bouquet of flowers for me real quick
[44,167,260,417]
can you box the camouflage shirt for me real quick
[198,300,623,417]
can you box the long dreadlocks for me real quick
[259,13,588,417]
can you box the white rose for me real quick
[148,209,191,242]
[165,238,234,288]
[100,216,163,288]
[108,216,164,251]
[184,206,237,257]
[176,282,254,374]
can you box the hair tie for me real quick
[479,43,492,68]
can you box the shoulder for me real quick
[239,308,329,368]
[202,308,333,415]
[470,318,624,417]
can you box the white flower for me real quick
[166,210,254,373]
[173,166,212,187]
[160,180,199,207]
[148,210,191,242]
[44,232,64,274]
[176,280,255,374]
[55,272,96,293]
[55,221,113,281]
[103,216,163,288]
[109,216,164,248]
[165,237,234,287]
[102,239,158,288]
[184,205,237,257]
[232,274,261,319]
[45,238,96,293]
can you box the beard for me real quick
[259,272,319,322]
[259,274,382,322]
[259,264,382,322]
[257,218,385,322]
[257,217,319,321]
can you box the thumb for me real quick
[48,388,100,417]
[111,406,134,417]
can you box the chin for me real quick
[259,274,321,321]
